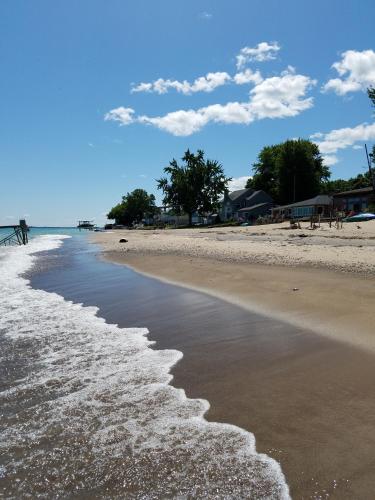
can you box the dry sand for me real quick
[91,222,375,498]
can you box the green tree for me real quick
[157,149,231,226]
[321,171,372,194]
[368,86,375,108]
[246,145,281,201]
[107,189,158,225]
[247,139,330,204]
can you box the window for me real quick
[292,206,313,217]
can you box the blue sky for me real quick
[1,0,374,226]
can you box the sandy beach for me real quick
[93,221,375,351]
[92,222,375,498]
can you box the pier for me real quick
[0,219,29,246]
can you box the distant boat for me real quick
[77,220,95,230]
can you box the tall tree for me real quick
[247,139,330,204]
[107,189,158,225]
[157,149,231,226]
[246,145,281,201]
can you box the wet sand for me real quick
[88,230,375,499]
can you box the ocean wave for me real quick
[0,235,290,499]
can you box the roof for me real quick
[333,186,374,197]
[237,202,271,213]
[274,195,333,210]
[228,188,253,201]
[246,190,273,203]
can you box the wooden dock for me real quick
[0,220,29,246]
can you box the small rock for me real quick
[119,238,128,243]
[292,287,299,291]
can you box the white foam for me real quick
[0,235,290,498]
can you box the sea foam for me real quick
[0,235,290,498]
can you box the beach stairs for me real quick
[0,220,29,246]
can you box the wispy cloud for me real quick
[198,11,213,20]
[131,72,232,95]
[236,42,280,69]
[130,43,280,96]
[322,49,375,95]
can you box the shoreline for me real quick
[92,238,375,353]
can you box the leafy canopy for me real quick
[157,149,231,225]
[107,189,158,225]
[247,139,330,205]
[321,171,372,194]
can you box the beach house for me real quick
[220,188,273,221]
[332,186,375,213]
[272,194,333,220]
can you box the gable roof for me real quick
[228,188,253,201]
[246,190,273,203]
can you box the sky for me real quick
[1,0,375,226]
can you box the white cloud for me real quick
[322,49,375,95]
[88,142,94,147]
[198,11,213,20]
[203,101,253,124]
[104,107,135,125]
[131,72,231,95]
[107,69,316,136]
[311,122,375,155]
[138,109,209,136]
[322,154,338,166]
[236,42,280,69]
[4,215,15,220]
[228,176,251,191]
[233,68,263,85]
[248,71,316,120]
[131,82,153,93]
[138,102,254,136]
